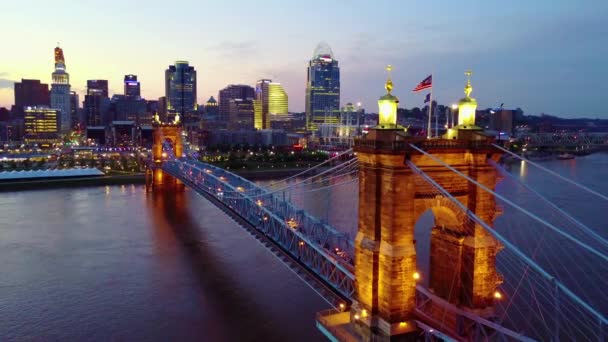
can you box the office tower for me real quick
[218,84,254,124]
[305,42,340,130]
[24,106,58,135]
[157,96,167,122]
[13,79,50,114]
[165,61,197,122]
[50,45,71,133]
[124,75,141,97]
[110,95,147,123]
[87,80,109,97]
[228,98,255,130]
[204,96,219,121]
[83,80,110,127]
[69,91,80,129]
[254,79,288,129]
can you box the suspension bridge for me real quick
[144,76,607,341]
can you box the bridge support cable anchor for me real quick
[405,159,608,332]
[488,159,608,249]
[493,143,608,202]
[408,144,608,264]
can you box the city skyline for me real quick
[1,0,607,118]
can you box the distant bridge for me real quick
[518,132,608,151]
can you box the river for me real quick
[0,153,607,341]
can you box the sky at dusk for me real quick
[1,0,607,118]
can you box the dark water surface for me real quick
[1,153,607,341]
[0,186,327,341]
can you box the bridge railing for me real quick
[179,159,355,261]
[161,158,356,300]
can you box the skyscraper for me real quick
[69,91,80,129]
[87,80,109,97]
[305,42,340,130]
[165,61,197,122]
[218,84,254,124]
[14,79,50,115]
[50,45,71,133]
[254,79,288,129]
[83,80,110,127]
[124,75,141,97]
[228,99,255,130]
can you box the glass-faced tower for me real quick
[50,45,71,133]
[165,61,197,123]
[305,42,340,131]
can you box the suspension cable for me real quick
[409,143,608,263]
[493,144,608,202]
[489,159,608,249]
[406,159,607,326]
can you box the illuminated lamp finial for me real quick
[385,65,393,94]
[377,65,399,128]
[456,69,477,127]
[464,70,473,98]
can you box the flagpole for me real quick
[426,73,433,139]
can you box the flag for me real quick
[412,75,432,92]
[424,93,431,103]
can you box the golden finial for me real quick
[464,70,473,98]
[385,65,393,94]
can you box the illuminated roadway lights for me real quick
[494,290,503,300]
[377,65,399,129]
[413,271,421,281]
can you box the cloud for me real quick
[209,41,258,59]
[0,78,15,89]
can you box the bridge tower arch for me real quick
[146,119,184,191]
[340,70,503,340]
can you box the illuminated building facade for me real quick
[218,84,254,123]
[124,74,141,97]
[50,45,71,133]
[254,79,288,129]
[24,106,58,136]
[305,42,340,131]
[14,79,50,115]
[165,61,197,122]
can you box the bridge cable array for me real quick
[408,143,607,341]
[406,159,607,341]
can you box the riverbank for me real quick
[230,166,329,180]
[0,165,330,192]
[0,174,146,192]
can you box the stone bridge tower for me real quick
[319,69,504,340]
[146,114,184,191]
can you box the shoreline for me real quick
[0,166,328,192]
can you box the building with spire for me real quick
[50,44,71,133]
[305,42,340,131]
